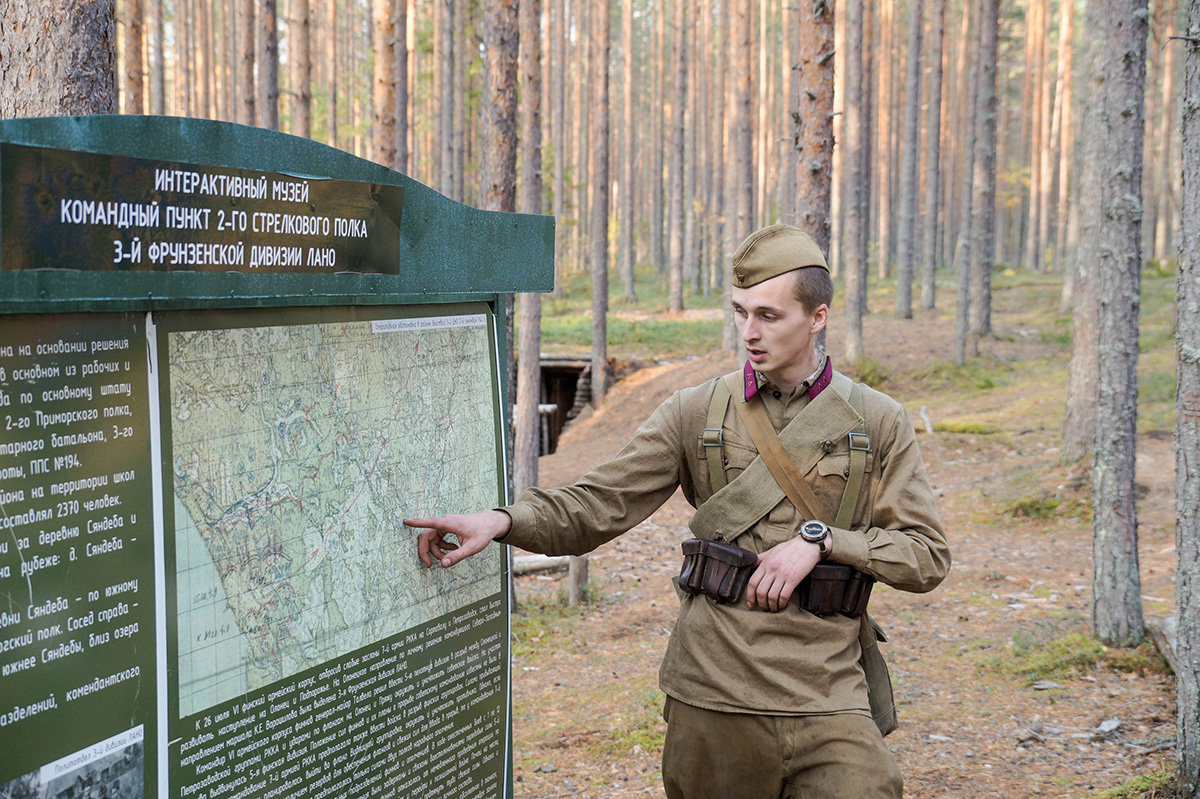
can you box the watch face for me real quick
[801,520,828,542]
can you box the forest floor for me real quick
[505,271,1181,799]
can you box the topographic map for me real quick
[168,311,503,717]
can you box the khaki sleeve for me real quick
[830,405,951,593]
[498,392,687,556]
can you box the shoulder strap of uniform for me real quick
[836,381,870,529]
[704,377,732,493]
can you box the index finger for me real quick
[404,516,448,531]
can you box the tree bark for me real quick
[920,0,947,309]
[1154,0,1180,262]
[668,0,687,313]
[842,0,866,361]
[651,1,667,277]
[1051,0,1076,273]
[793,0,836,258]
[720,0,739,351]
[261,0,280,130]
[876,0,895,279]
[240,0,257,125]
[551,0,566,296]
[619,0,637,302]
[292,0,312,138]
[1091,0,1148,648]
[325,0,335,144]
[515,0,544,498]
[1176,3,1200,790]
[968,0,998,340]
[394,0,407,169]
[124,0,145,114]
[954,0,982,365]
[436,0,455,195]
[373,0,397,167]
[895,0,924,317]
[733,0,754,245]
[590,0,611,403]
[1,0,117,117]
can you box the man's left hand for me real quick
[746,537,823,612]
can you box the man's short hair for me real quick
[792,266,834,315]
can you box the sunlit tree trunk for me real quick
[292,0,312,138]
[895,0,924,317]
[261,0,279,129]
[875,0,894,279]
[124,0,145,113]
[1176,4,1200,790]
[650,1,667,277]
[619,0,637,302]
[843,0,866,361]
[953,0,982,365]
[968,0,997,338]
[326,0,335,145]
[1,0,117,117]
[1154,0,1180,262]
[516,0,544,497]
[668,0,687,312]
[240,0,256,124]
[373,0,396,167]
[1091,0,1148,648]
[394,0,407,169]
[551,0,566,296]
[590,0,611,402]
[920,0,947,309]
[793,0,835,258]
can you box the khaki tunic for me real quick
[500,369,950,717]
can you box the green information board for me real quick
[0,116,552,799]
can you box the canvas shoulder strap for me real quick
[696,369,871,540]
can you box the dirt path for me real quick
[507,293,1177,799]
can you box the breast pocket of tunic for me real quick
[813,447,876,523]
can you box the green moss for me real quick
[1086,772,1175,799]
[1005,491,1062,519]
[849,355,890,388]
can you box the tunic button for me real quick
[822,439,834,452]
[773,390,782,399]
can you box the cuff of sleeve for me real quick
[830,526,870,571]
[495,503,537,546]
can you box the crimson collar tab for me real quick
[742,356,833,402]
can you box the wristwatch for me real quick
[799,519,831,559]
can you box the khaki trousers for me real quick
[661,697,903,799]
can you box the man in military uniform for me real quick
[407,224,950,799]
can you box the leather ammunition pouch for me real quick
[795,562,875,618]
[679,540,874,617]
[679,538,758,604]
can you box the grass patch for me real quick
[1039,317,1073,346]
[849,355,890,387]
[1006,630,1105,681]
[510,592,594,659]
[935,419,999,435]
[589,689,666,757]
[1005,491,1062,519]
[540,315,722,358]
[918,358,1006,391]
[1087,772,1177,799]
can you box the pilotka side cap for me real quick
[731,224,830,287]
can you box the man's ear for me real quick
[810,304,829,335]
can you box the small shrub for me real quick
[850,355,889,387]
[1006,491,1062,519]
[1089,772,1176,799]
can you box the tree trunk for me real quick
[875,0,894,279]
[668,0,687,313]
[842,0,866,361]
[1,0,117,117]
[1176,3,1200,791]
[373,0,397,168]
[590,0,611,403]
[124,0,145,114]
[968,0,998,339]
[858,0,874,312]
[1022,0,1045,271]
[240,0,256,125]
[551,0,566,296]
[481,0,518,212]
[516,0,544,497]
[651,1,667,277]
[1154,0,1180,262]
[437,0,455,195]
[1050,0,1075,272]
[292,0,312,138]
[793,0,835,257]
[261,0,280,130]
[895,0,924,317]
[619,0,637,302]
[920,0,947,309]
[326,0,335,144]
[733,0,754,244]
[452,0,466,202]
[394,0,407,169]
[1091,0,1148,648]
[954,0,982,365]
[1034,0,1054,273]
[150,0,165,113]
